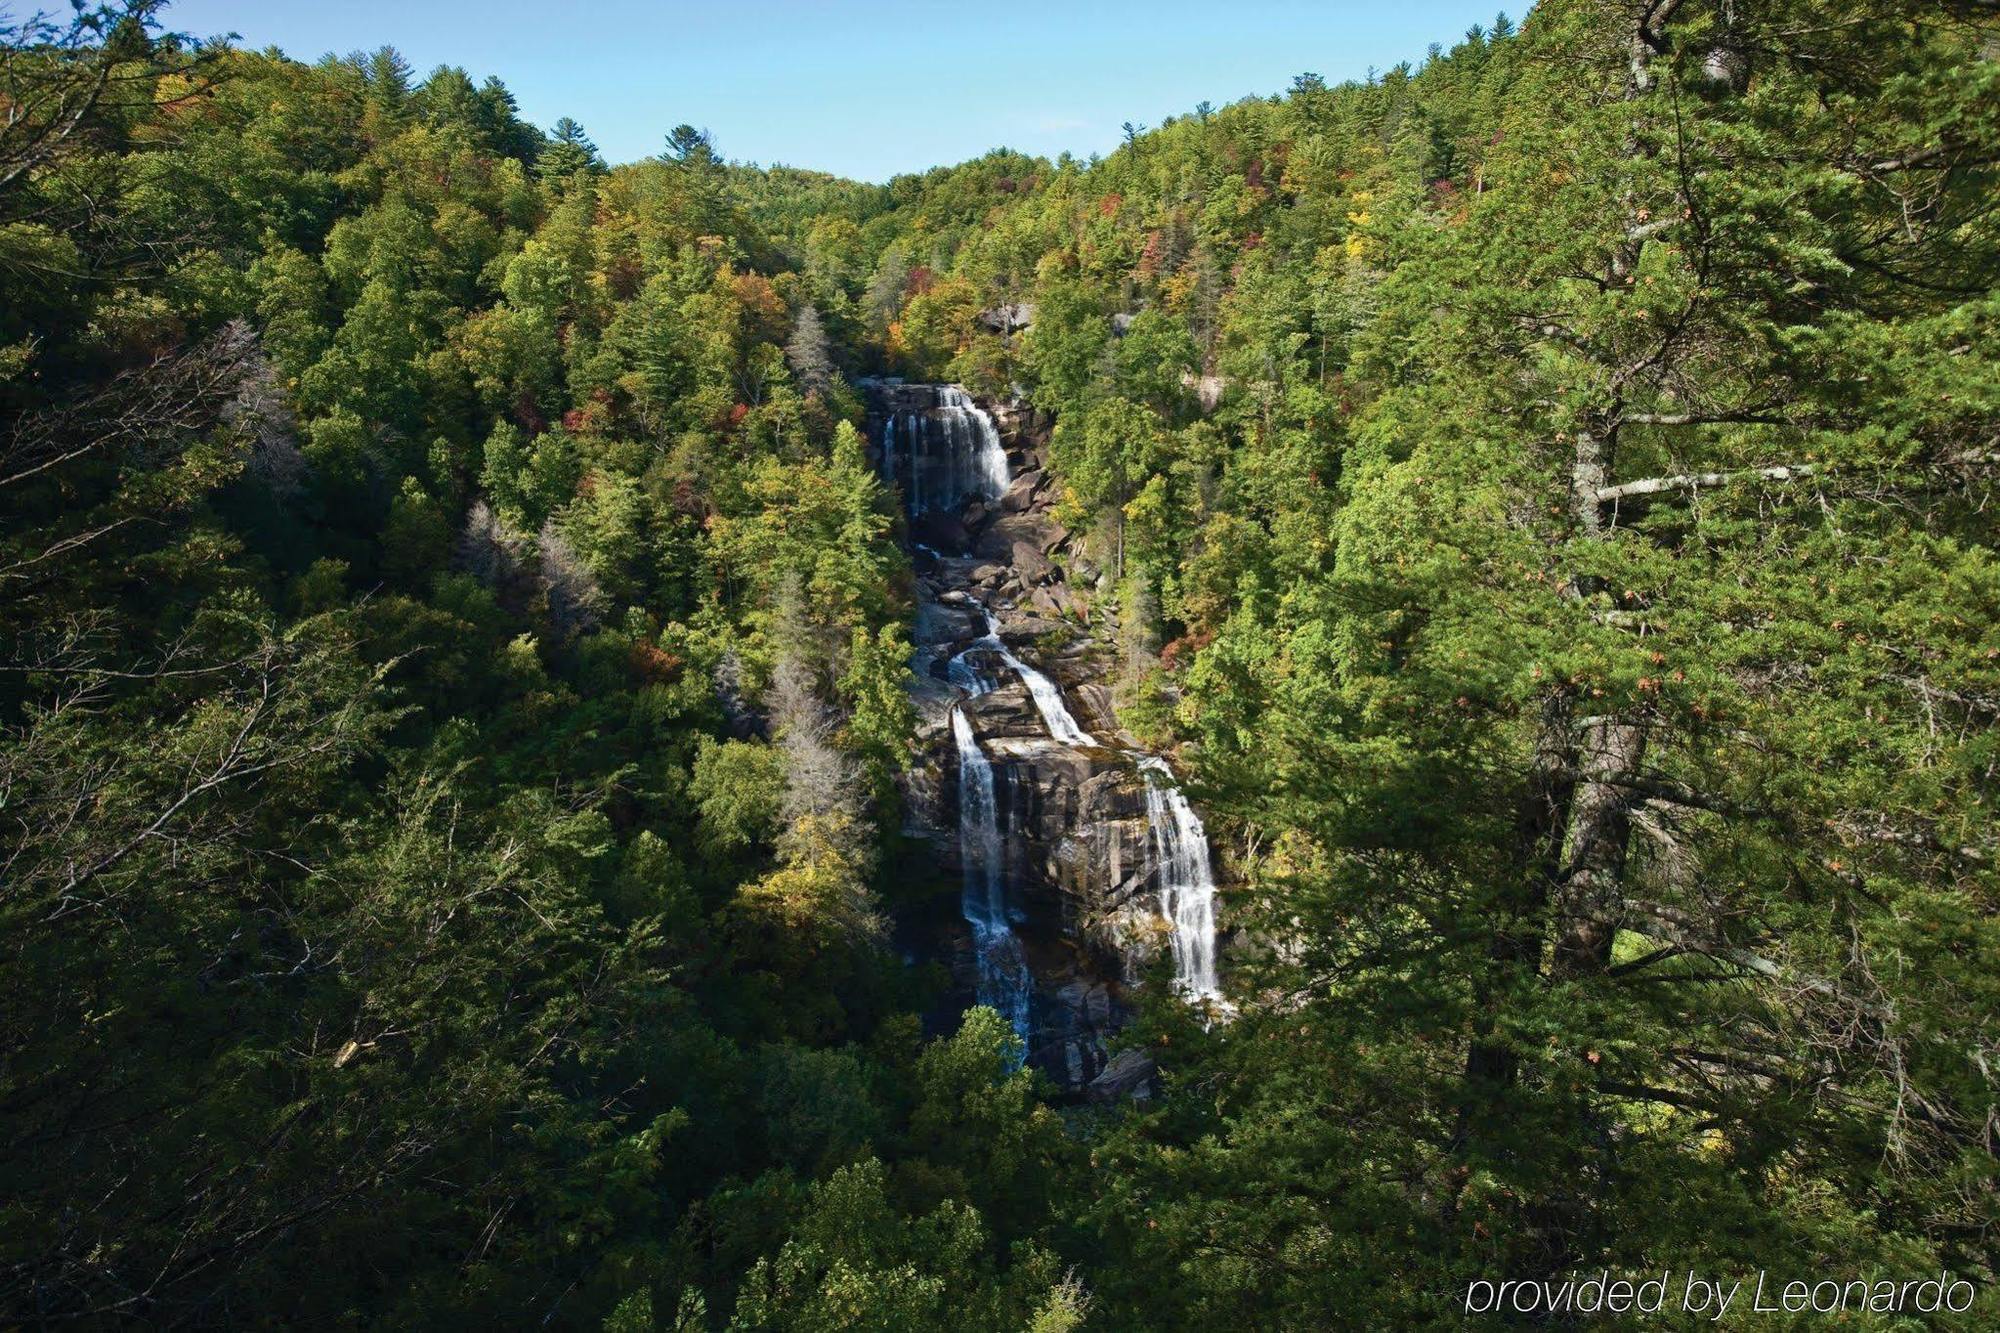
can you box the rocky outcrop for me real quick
[872,384,1213,1093]
[905,556,1170,985]
[977,302,1035,334]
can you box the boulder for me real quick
[913,599,981,646]
[974,512,1061,563]
[1031,583,1088,621]
[1011,539,1055,586]
[913,510,971,552]
[994,614,1064,645]
[999,468,1046,514]
[977,302,1035,334]
[1073,682,1120,735]
[1086,1049,1157,1103]
[964,684,1051,740]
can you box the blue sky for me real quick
[165,1,1519,182]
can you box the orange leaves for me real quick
[628,640,684,684]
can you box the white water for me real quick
[958,608,1096,746]
[895,383,1224,1018]
[951,704,1031,1043]
[1138,757,1222,1003]
[882,385,1011,515]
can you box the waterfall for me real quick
[1138,757,1222,1002]
[888,381,1225,1026]
[960,608,1096,746]
[882,385,1011,516]
[952,705,1031,1042]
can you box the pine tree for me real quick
[536,115,600,180]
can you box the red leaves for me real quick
[1160,626,1214,670]
[513,391,546,436]
[628,640,683,684]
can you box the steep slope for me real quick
[871,383,1225,1093]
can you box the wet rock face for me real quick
[881,402,1132,1086]
[874,383,1197,1094]
[981,731,1164,982]
[905,661,1166,991]
[905,543,1169,991]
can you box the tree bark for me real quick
[1552,716,1649,977]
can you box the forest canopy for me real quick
[1,0,1996,1327]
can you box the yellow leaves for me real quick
[1344,189,1374,260]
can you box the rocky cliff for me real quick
[871,385,1206,1096]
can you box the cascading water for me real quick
[881,385,1011,515]
[951,703,1031,1043]
[960,608,1096,746]
[963,600,1219,1003]
[889,382,1227,1025]
[1138,757,1222,1003]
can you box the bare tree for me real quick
[784,303,835,398]
[1,318,260,495]
[454,499,527,593]
[1,321,263,585]
[0,2,212,206]
[767,652,861,833]
[222,344,309,501]
[536,520,604,642]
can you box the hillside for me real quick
[1,1,1997,1327]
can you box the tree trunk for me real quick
[1455,688,1579,1142]
[1552,716,1648,977]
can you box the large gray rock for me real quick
[1086,1048,1157,1102]
[978,302,1035,333]
[1000,468,1047,514]
[913,599,981,646]
[974,512,1061,563]
[1011,540,1055,586]
[965,683,1051,740]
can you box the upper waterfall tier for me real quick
[877,384,1011,516]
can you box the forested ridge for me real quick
[2,0,1997,1327]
